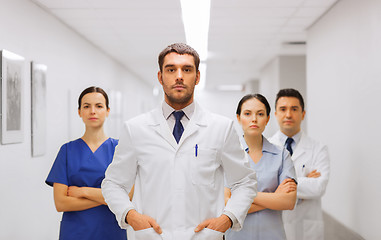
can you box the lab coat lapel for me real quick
[177,103,207,146]
[148,107,178,149]
[292,132,309,160]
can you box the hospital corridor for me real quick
[0,0,379,239]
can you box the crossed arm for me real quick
[53,183,134,212]
[225,178,297,214]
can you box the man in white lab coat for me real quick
[102,43,257,240]
[269,88,330,240]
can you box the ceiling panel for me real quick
[31,0,337,89]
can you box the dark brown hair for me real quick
[275,88,305,111]
[158,43,200,72]
[236,94,271,116]
[78,86,109,109]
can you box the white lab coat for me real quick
[102,103,257,240]
[269,131,330,240]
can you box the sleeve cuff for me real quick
[120,207,135,229]
[223,210,239,230]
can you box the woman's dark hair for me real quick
[78,86,109,110]
[236,94,271,116]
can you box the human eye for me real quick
[258,112,264,116]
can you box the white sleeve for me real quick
[101,122,137,229]
[297,144,330,199]
[222,121,257,231]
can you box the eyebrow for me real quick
[279,105,299,108]
[82,102,104,105]
[164,64,195,69]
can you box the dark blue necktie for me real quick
[285,137,294,156]
[172,111,185,143]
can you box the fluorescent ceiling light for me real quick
[217,84,244,92]
[180,0,211,61]
[180,0,211,90]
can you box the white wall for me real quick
[259,57,280,137]
[0,0,155,239]
[259,55,306,138]
[307,0,381,239]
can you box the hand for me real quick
[275,178,297,193]
[194,214,231,233]
[307,169,321,178]
[67,186,84,198]
[126,210,162,234]
[224,188,231,206]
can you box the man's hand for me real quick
[307,169,321,178]
[126,209,162,234]
[275,178,297,193]
[194,214,231,233]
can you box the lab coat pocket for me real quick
[303,219,324,240]
[134,228,163,240]
[192,228,224,240]
[190,148,218,186]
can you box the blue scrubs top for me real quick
[46,138,127,240]
[226,136,296,240]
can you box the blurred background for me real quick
[0,0,379,239]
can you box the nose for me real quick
[176,69,183,80]
[251,114,257,122]
[285,109,292,118]
[90,106,96,114]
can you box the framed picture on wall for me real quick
[31,62,47,156]
[1,49,25,144]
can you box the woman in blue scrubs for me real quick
[46,86,128,240]
[225,94,297,240]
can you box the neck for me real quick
[82,126,108,144]
[281,128,300,138]
[244,134,263,152]
[165,98,193,110]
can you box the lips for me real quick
[249,125,259,128]
[89,118,98,121]
[173,85,186,90]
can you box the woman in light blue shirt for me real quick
[225,94,297,240]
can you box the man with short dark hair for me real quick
[102,43,257,240]
[269,88,330,240]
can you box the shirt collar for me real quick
[279,130,302,145]
[242,135,279,155]
[162,101,194,120]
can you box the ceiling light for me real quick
[180,0,211,61]
[217,84,244,92]
[181,0,210,91]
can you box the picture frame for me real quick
[1,49,25,144]
[31,62,47,156]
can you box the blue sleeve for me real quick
[45,144,69,187]
[279,149,296,184]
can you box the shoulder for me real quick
[300,133,327,151]
[108,137,119,147]
[60,138,82,150]
[196,104,233,126]
[268,131,283,147]
[263,136,283,156]
[124,108,158,127]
